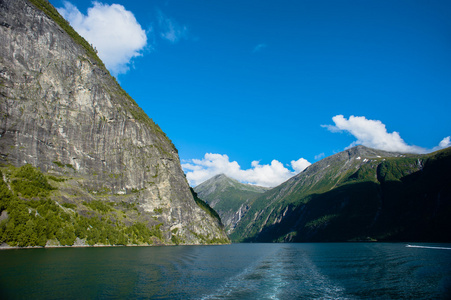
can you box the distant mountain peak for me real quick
[344,145,405,159]
[197,174,268,192]
[289,145,407,185]
[211,173,234,182]
[199,173,236,189]
[194,173,270,233]
[212,173,227,179]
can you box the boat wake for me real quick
[201,245,347,300]
[406,245,451,250]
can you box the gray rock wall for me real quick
[0,0,228,244]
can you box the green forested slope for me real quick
[0,165,164,247]
[194,174,269,232]
[231,146,451,242]
[195,174,268,212]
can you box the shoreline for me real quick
[0,242,229,250]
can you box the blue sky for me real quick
[51,0,451,187]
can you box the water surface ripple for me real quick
[0,243,450,299]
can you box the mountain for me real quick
[194,174,269,233]
[230,145,451,243]
[0,0,228,247]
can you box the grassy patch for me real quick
[47,175,67,182]
[83,200,113,213]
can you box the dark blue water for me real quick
[1,243,450,299]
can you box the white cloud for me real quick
[58,1,147,76]
[253,43,267,53]
[182,153,311,187]
[323,115,450,154]
[157,10,188,43]
[291,158,311,173]
[432,136,451,152]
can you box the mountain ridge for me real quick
[194,174,269,233]
[230,145,451,242]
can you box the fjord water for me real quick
[1,243,450,299]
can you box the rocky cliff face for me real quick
[0,0,228,245]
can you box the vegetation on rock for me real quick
[0,165,164,247]
[190,188,222,225]
[28,0,104,67]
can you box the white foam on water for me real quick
[288,253,347,299]
[406,245,451,250]
[201,246,348,300]
[200,270,255,299]
[200,252,285,299]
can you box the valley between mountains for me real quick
[0,0,450,248]
[196,146,451,243]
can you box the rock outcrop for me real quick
[0,0,228,245]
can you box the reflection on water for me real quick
[0,243,450,299]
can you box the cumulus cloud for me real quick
[157,10,188,43]
[182,153,311,187]
[432,136,451,152]
[58,1,147,76]
[323,115,450,154]
[291,158,311,173]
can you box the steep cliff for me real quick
[0,0,228,246]
[231,146,451,242]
